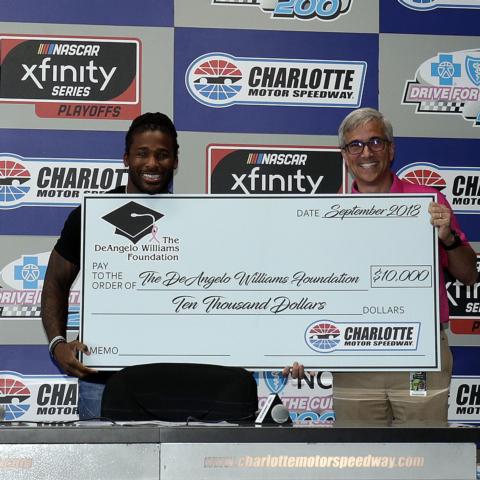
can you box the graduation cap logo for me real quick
[102,201,164,244]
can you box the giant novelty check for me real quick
[80,194,440,371]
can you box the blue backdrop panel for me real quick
[452,346,480,376]
[0,129,123,159]
[0,129,124,236]
[0,0,173,26]
[174,27,378,135]
[0,345,60,374]
[380,1,480,36]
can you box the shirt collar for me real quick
[351,172,399,193]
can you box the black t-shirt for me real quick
[54,186,126,266]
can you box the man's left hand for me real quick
[428,201,453,244]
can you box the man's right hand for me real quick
[52,340,97,378]
[282,361,305,379]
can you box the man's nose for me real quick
[145,154,159,167]
[360,143,373,156]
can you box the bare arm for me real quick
[41,250,96,377]
[443,244,477,285]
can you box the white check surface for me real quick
[80,194,440,371]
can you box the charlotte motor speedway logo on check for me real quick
[396,162,480,213]
[0,153,127,209]
[304,320,420,353]
[0,371,78,421]
[186,53,366,108]
[403,49,480,127]
[211,0,353,21]
[0,35,140,119]
[207,145,345,194]
[398,0,480,10]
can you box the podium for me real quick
[0,424,478,479]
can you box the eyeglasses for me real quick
[343,137,390,155]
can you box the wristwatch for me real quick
[442,230,462,251]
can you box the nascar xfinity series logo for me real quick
[0,371,78,421]
[398,0,480,10]
[186,53,366,108]
[0,153,127,209]
[445,254,480,335]
[304,320,420,353]
[0,35,140,119]
[403,49,480,127]
[211,0,353,20]
[207,145,345,194]
[397,162,480,213]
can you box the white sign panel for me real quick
[80,194,440,371]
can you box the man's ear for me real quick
[123,154,129,168]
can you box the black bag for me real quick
[101,363,258,422]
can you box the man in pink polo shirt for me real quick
[286,108,477,426]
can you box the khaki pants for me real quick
[333,330,452,426]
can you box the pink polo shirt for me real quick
[351,173,469,324]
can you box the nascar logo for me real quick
[36,43,101,56]
[211,0,353,21]
[398,0,480,10]
[186,52,366,108]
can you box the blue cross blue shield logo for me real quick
[14,256,47,289]
[264,371,288,394]
[431,54,461,86]
[466,56,480,87]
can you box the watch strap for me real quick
[442,230,462,251]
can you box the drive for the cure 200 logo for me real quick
[0,35,141,119]
[403,49,480,127]
[211,0,353,20]
[186,53,366,108]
